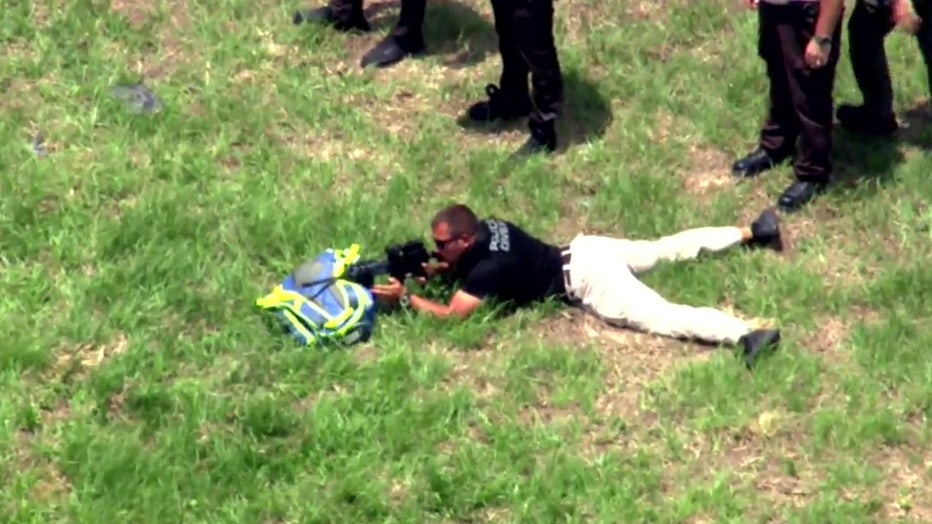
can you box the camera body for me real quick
[343,240,432,289]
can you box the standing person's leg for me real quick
[293,0,370,31]
[777,2,843,212]
[564,235,781,369]
[465,0,534,123]
[359,0,428,68]
[512,0,564,155]
[836,0,899,135]
[733,4,802,178]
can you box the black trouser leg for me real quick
[847,0,896,116]
[513,0,564,126]
[491,0,531,97]
[759,2,840,184]
[757,5,801,159]
[392,0,427,48]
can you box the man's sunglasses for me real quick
[433,237,457,250]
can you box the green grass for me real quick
[2,0,932,521]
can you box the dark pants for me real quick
[757,1,842,184]
[329,0,426,44]
[848,0,932,116]
[491,0,564,125]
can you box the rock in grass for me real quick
[110,83,163,114]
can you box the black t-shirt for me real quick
[450,218,566,307]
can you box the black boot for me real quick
[293,6,371,32]
[746,208,783,252]
[738,329,780,369]
[466,84,533,123]
[836,104,898,136]
[777,180,827,214]
[360,34,425,68]
[732,148,788,178]
[513,114,557,156]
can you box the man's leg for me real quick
[733,4,801,178]
[777,2,843,213]
[836,0,899,135]
[359,0,428,68]
[465,0,533,123]
[607,209,782,274]
[569,257,780,368]
[293,0,370,31]
[512,0,564,155]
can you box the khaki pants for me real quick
[564,227,754,345]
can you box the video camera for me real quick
[343,240,434,289]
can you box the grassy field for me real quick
[2,0,932,522]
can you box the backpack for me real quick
[256,244,377,348]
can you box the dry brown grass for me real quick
[49,332,130,382]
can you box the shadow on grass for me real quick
[455,68,613,153]
[898,99,932,149]
[828,100,932,197]
[364,0,496,68]
[830,130,902,192]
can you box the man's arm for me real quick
[408,290,483,319]
[815,0,844,39]
[409,258,503,319]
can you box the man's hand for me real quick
[743,0,758,9]
[372,277,406,303]
[414,260,450,285]
[804,38,831,68]
[808,0,844,69]
[893,0,922,34]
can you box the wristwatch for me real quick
[399,293,411,309]
[813,35,832,48]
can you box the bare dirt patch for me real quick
[875,448,932,522]
[683,144,734,196]
[50,332,130,381]
[11,430,73,506]
[789,213,904,291]
[108,1,193,80]
[804,309,881,367]
[111,0,155,27]
[518,308,719,454]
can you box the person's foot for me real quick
[738,329,780,369]
[466,84,533,123]
[777,180,826,214]
[360,34,425,68]
[836,104,899,136]
[732,148,789,178]
[293,6,371,32]
[747,208,783,252]
[511,117,557,157]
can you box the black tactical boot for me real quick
[836,104,898,136]
[513,114,557,156]
[732,148,788,178]
[466,84,533,123]
[777,180,827,214]
[360,34,426,68]
[738,329,780,369]
[293,6,370,32]
[747,208,783,252]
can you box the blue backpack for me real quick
[256,244,377,348]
